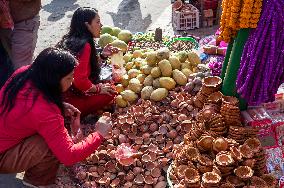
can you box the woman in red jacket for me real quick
[0,48,112,187]
[57,7,118,117]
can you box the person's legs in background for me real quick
[0,38,14,88]
[11,15,40,69]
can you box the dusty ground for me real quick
[0,0,217,187]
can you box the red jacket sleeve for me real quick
[37,113,104,166]
[73,43,93,92]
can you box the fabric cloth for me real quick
[11,15,40,69]
[0,66,104,167]
[64,43,115,117]
[0,134,59,186]
[9,0,41,23]
[0,0,14,29]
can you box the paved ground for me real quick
[0,0,218,187]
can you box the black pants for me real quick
[0,42,14,88]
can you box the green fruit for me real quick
[98,33,114,48]
[178,51,188,63]
[101,26,113,35]
[118,30,133,43]
[112,27,121,37]
[158,59,172,77]
[159,77,176,90]
[111,40,128,53]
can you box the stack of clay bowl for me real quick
[220,96,242,127]
[207,91,224,111]
[206,113,227,137]
[228,126,247,144]
[193,76,222,109]
[170,133,276,187]
[201,172,222,187]
[183,122,206,142]
[252,148,267,175]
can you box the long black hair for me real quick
[56,7,101,84]
[0,48,77,115]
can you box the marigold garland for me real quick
[219,0,263,43]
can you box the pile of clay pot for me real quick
[73,87,201,188]
[169,79,277,188]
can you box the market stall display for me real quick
[115,47,205,107]
[72,89,197,187]
[53,4,284,184]
[167,81,276,187]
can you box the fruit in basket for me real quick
[143,75,154,86]
[159,77,176,90]
[101,25,113,35]
[133,50,143,58]
[146,51,158,66]
[98,33,114,48]
[181,62,191,70]
[111,40,128,53]
[121,90,138,102]
[118,30,133,43]
[133,58,144,68]
[128,78,142,93]
[177,51,188,63]
[151,67,161,78]
[141,65,152,75]
[116,95,128,107]
[150,88,168,101]
[128,69,140,79]
[125,62,134,71]
[141,86,154,100]
[153,78,161,88]
[116,84,125,93]
[136,74,146,84]
[157,48,170,60]
[188,51,201,65]
[172,69,187,86]
[169,56,181,70]
[158,60,172,77]
[112,27,122,37]
[121,75,129,87]
[182,68,193,78]
[123,53,132,63]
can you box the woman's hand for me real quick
[95,116,112,138]
[100,83,117,96]
[70,113,84,143]
[63,102,81,117]
[87,83,117,96]
[102,44,119,57]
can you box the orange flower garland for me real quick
[219,0,263,42]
